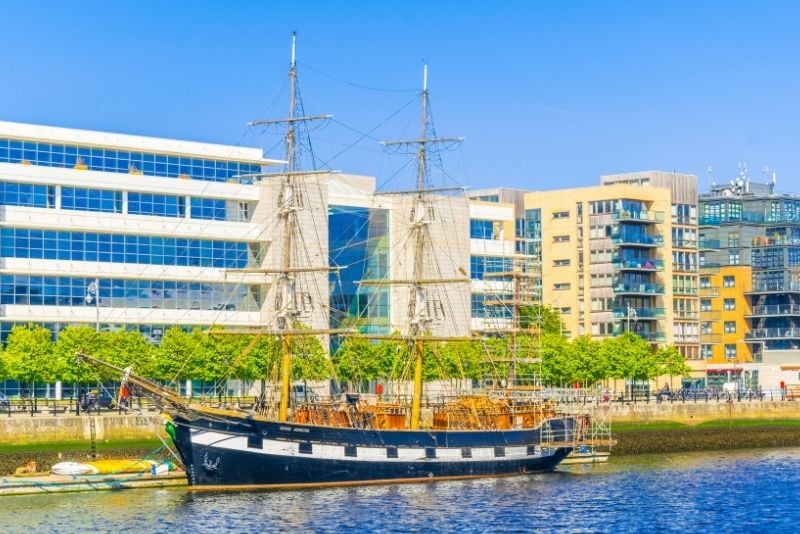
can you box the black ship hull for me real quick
[169,411,576,488]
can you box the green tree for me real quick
[655,344,691,387]
[3,325,58,393]
[519,304,565,337]
[289,328,333,381]
[234,335,279,381]
[600,332,657,392]
[53,325,105,384]
[100,329,155,374]
[151,327,201,383]
[0,344,6,381]
[333,337,378,384]
[540,332,573,386]
[570,336,606,387]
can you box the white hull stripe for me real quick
[189,429,553,463]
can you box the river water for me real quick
[3,448,799,533]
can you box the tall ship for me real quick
[83,35,599,489]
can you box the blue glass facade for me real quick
[0,138,262,183]
[62,187,122,213]
[191,198,227,221]
[470,255,513,280]
[328,205,390,336]
[2,180,242,222]
[0,275,259,311]
[128,192,185,218]
[0,228,252,268]
[471,293,513,319]
[0,182,54,207]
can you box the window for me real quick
[554,283,571,290]
[724,298,736,311]
[700,276,711,289]
[470,219,495,239]
[191,197,227,221]
[724,344,737,360]
[553,211,569,219]
[729,250,740,265]
[0,137,261,183]
[724,321,736,334]
[723,276,735,288]
[701,345,713,359]
[553,235,570,243]
[344,444,357,458]
[728,233,740,248]
[553,259,571,267]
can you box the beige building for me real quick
[522,172,701,366]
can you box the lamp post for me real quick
[627,303,637,333]
[86,278,100,332]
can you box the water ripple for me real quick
[3,448,800,533]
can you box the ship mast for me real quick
[409,65,432,430]
[379,65,466,429]
[247,32,334,422]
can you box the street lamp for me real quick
[627,303,637,333]
[85,278,100,332]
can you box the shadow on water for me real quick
[2,448,800,532]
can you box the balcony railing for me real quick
[699,212,765,226]
[613,283,665,295]
[674,334,700,343]
[673,263,699,273]
[747,282,800,293]
[674,310,700,320]
[751,236,800,247]
[612,307,666,319]
[611,233,664,246]
[699,310,721,320]
[699,262,721,271]
[673,239,698,249]
[748,304,800,317]
[612,327,667,342]
[699,287,719,297]
[612,210,664,223]
[673,287,698,295]
[612,259,665,271]
[746,328,800,340]
[698,239,720,250]
[700,333,722,343]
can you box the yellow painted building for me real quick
[700,265,753,363]
[525,182,676,346]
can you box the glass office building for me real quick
[0,120,276,341]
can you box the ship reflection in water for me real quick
[2,448,799,532]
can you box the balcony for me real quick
[700,333,722,343]
[612,258,665,271]
[748,304,800,317]
[674,310,700,320]
[674,334,700,343]
[699,310,721,320]
[698,239,720,250]
[746,328,800,340]
[747,282,800,294]
[673,239,698,249]
[612,327,667,342]
[673,287,698,295]
[699,287,719,297]
[612,210,664,223]
[613,307,666,320]
[611,233,664,247]
[698,262,721,272]
[699,212,765,226]
[672,262,699,273]
[751,236,800,247]
[613,283,665,295]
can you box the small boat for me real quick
[560,447,611,465]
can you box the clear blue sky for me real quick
[2,1,799,193]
